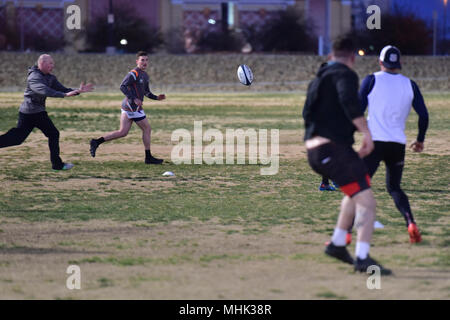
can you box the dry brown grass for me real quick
[0,219,449,299]
[0,92,448,300]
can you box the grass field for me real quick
[0,92,449,299]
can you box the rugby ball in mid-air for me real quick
[237,64,253,86]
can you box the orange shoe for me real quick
[325,233,352,246]
[408,223,422,243]
[346,233,352,245]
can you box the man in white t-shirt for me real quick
[358,45,429,243]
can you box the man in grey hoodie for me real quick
[0,54,93,170]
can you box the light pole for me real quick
[433,10,438,56]
[221,2,228,35]
[20,0,24,51]
[444,0,448,54]
[324,0,331,55]
[106,0,115,54]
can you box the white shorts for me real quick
[121,109,146,121]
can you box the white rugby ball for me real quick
[237,64,253,86]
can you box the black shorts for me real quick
[363,141,406,192]
[132,115,146,122]
[307,142,370,197]
[364,141,405,177]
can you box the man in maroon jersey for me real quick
[89,51,165,164]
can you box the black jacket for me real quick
[303,61,363,145]
[19,66,74,114]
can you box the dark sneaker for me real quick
[145,155,163,164]
[90,139,98,158]
[319,183,336,191]
[325,242,354,265]
[354,255,392,275]
[53,163,74,171]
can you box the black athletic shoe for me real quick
[145,155,163,164]
[325,242,354,265]
[53,163,74,171]
[90,139,98,158]
[354,255,392,275]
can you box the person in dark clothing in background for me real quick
[0,54,93,170]
[89,51,165,164]
[319,175,338,191]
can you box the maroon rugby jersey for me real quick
[120,67,158,111]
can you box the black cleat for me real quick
[325,242,354,265]
[53,163,74,171]
[145,155,163,164]
[354,255,392,275]
[90,139,98,158]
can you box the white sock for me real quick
[331,228,347,246]
[355,242,370,260]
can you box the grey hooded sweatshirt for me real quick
[19,65,75,114]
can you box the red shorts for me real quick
[307,142,371,197]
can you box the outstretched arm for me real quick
[410,80,429,152]
[78,82,94,93]
[52,78,74,93]
[144,82,165,101]
[65,82,95,97]
[28,74,66,98]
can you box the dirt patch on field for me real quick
[4,129,447,168]
[1,129,303,169]
[0,218,448,300]
[14,179,176,196]
[419,134,450,155]
[0,131,174,166]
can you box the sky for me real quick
[392,0,449,23]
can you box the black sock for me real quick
[96,137,105,145]
[145,149,151,159]
[321,176,329,185]
[390,189,414,226]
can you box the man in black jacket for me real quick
[303,36,391,275]
[0,54,93,170]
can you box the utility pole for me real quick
[433,10,438,56]
[444,0,448,54]
[221,2,228,35]
[324,0,331,54]
[106,0,115,54]
[20,0,24,51]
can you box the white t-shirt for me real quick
[367,71,414,144]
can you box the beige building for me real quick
[0,0,353,53]
[160,0,351,37]
[159,0,352,53]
